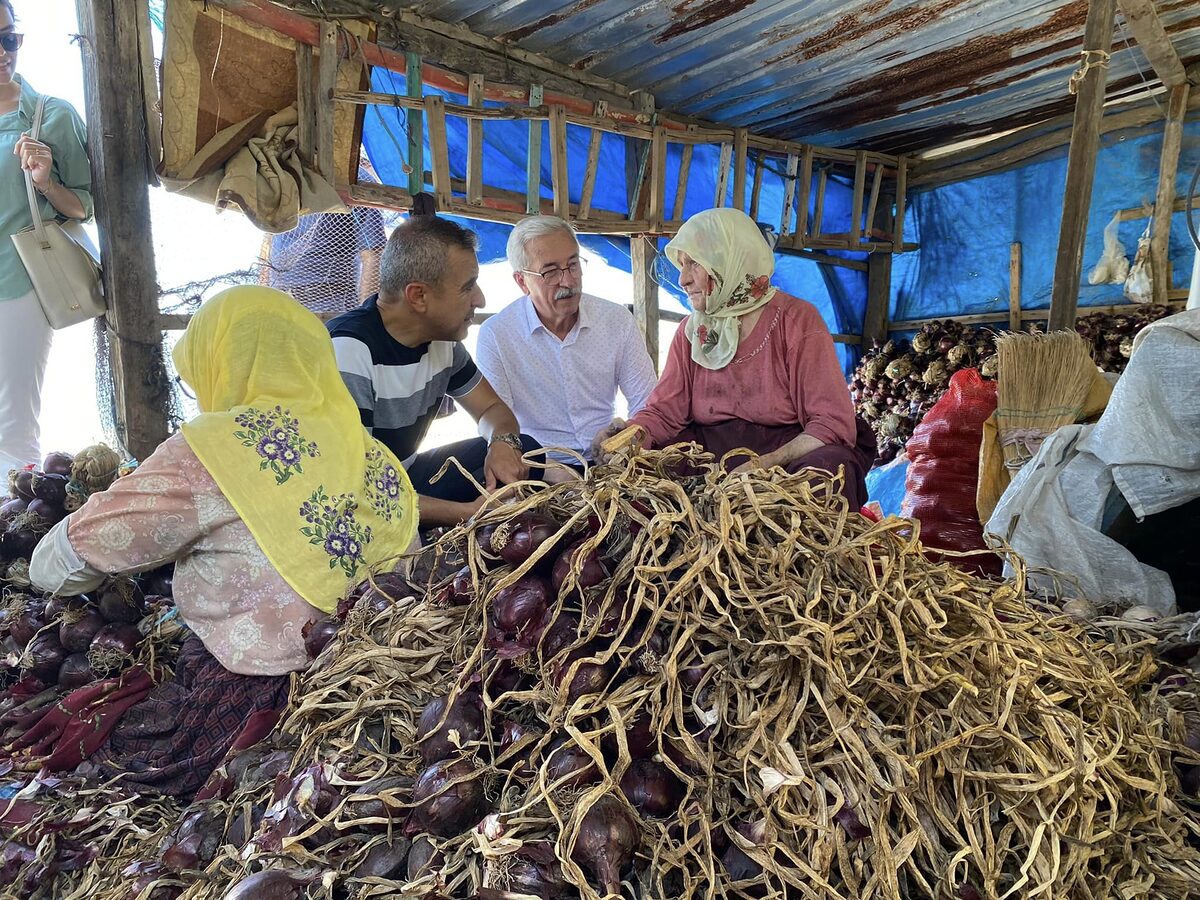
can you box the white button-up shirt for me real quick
[476,294,658,462]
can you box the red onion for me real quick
[41,452,73,477]
[406,758,487,837]
[583,590,635,636]
[98,581,145,624]
[91,622,142,656]
[0,497,26,524]
[833,804,871,840]
[221,868,320,900]
[44,594,85,622]
[416,689,485,764]
[2,525,40,560]
[632,626,667,676]
[619,758,684,818]
[552,539,609,597]
[489,575,550,657]
[352,837,411,878]
[302,617,339,659]
[554,645,613,704]
[58,653,96,690]
[450,566,475,605]
[544,738,600,789]
[407,835,443,881]
[490,512,562,568]
[571,795,639,896]
[23,632,66,684]
[8,598,46,645]
[25,498,63,525]
[602,715,656,762]
[143,566,174,599]
[498,719,542,778]
[538,612,582,663]
[60,607,106,653]
[11,470,35,503]
[721,820,766,882]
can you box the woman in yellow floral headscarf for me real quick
[25,286,417,798]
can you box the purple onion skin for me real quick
[406,758,487,838]
[98,584,144,625]
[41,452,73,477]
[12,470,35,503]
[302,618,339,659]
[352,837,411,878]
[26,498,63,525]
[493,512,562,569]
[552,540,609,596]
[90,622,142,656]
[571,795,639,897]
[8,601,46,646]
[60,608,106,653]
[25,632,66,684]
[619,758,684,818]
[416,690,485,764]
[58,653,96,690]
[3,526,40,560]
[220,869,317,900]
[0,497,26,523]
[544,738,600,789]
[407,836,443,881]
[31,473,69,506]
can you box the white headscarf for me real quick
[664,208,778,370]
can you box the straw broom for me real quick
[994,330,1096,472]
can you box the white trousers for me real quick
[0,289,53,474]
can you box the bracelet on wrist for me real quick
[489,432,523,453]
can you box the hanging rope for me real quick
[1068,49,1112,96]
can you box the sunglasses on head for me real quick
[0,33,24,53]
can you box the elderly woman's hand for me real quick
[14,133,55,191]
[590,418,627,461]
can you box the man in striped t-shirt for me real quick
[328,217,540,526]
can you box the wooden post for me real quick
[732,128,748,211]
[1009,243,1023,331]
[424,95,452,210]
[316,23,338,182]
[672,130,695,223]
[466,74,485,206]
[625,92,656,222]
[1150,83,1190,305]
[296,44,317,168]
[76,0,170,460]
[1049,0,1117,332]
[526,84,544,215]
[849,151,867,244]
[578,100,607,220]
[1116,0,1187,86]
[812,168,828,238]
[714,142,732,208]
[406,51,424,197]
[749,150,764,221]
[647,125,667,230]
[862,190,895,347]
[780,152,799,237]
[796,147,814,239]
[631,235,660,371]
[549,105,570,220]
[893,156,907,250]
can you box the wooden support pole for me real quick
[296,44,317,168]
[1150,83,1190,305]
[812,168,828,238]
[714,142,732,208]
[1009,243,1023,331]
[317,23,338,183]
[850,151,867,244]
[673,128,695,222]
[796,147,813,239]
[1049,0,1117,332]
[749,151,764,221]
[893,156,907,250]
[406,51,424,197]
[862,190,895,347]
[466,74,484,206]
[647,126,667,230]
[76,0,170,460]
[1116,0,1187,86]
[780,152,799,237]
[424,95,452,210]
[578,100,607,220]
[526,84,544,215]
[732,128,748,211]
[864,164,884,241]
[549,104,570,220]
[631,235,660,372]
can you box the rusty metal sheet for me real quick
[382,0,1200,153]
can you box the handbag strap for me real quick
[23,95,50,250]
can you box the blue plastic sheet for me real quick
[865,455,909,517]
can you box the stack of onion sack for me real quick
[1074,303,1172,373]
[852,321,998,463]
[0,567,178,743]
[52,445,1200,900]
[1,446,124,592]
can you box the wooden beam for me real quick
[1049,0,1117,332]
[631,236,660,371]
[673,128,695,222]
[316,23,338,182]
[578,100,607,221]
[749,151,764,221]
[1117,194,1200,221]
[76,0,170,460]
[732,128,749,211]
[1009,243,1023,332]
[714,142,732,208]
[849,151,867,244]
[526,84,544,215]
[425,95,452,211]
[626,92,656,222]
[1150,83,1190,305]
[795,146,813,238]
[779,152,798,237]
[1117,0,1187,87]
[296,44,317,169]
[812,168,828,238]
[647,126,667,230]
[406,51,424,197]
[893,156,907,250]
[549,105,570,220]
[863,189,895,346]
[466,74,484,206]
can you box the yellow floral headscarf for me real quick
[173,286,418,613]
[665,207,778,370]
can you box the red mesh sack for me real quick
[902,368,1001,575]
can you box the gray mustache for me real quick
[554,288,578,300]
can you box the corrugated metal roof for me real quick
[396,0,1200,155]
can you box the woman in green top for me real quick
[0,1,93,474]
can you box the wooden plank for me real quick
[316,22,338,182]
[1049,0,1117,332]
[466,74,484,206]
[135,0,161,182]
[732,128,749,211]
[673,128,696,222]
[849,151,868,244]
[405,51,424,196]
[778,153,799,236]
[578,100,607,220]
[647,125,667,230]
[526,84,544,215]
[714,142,732,208]
[893,156,907,249]
[864,164,884,241]
[1009,243,1023,332]
[1117,194,1200,221]
[795,146,814,238]
[1150,83,1190,305]
[76,0,170,460]
[424,95,452,210]
[749,151,764,221]
[296,44,317,168]
[626,92,656,222]
[812,168,828,238]
[1116,0,1187,86]
[863,185,894,346]
[631,235,660,371]
[549,104,570,220]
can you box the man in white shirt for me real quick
[475,216,658,467]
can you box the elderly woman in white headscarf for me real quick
[595,207,873,507]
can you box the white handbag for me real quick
[10,95,105,329]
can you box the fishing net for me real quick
[3,448,1199,899]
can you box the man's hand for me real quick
[484,440,529,491]
[590,418,627,461]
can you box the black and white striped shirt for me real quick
[328,296,482,465]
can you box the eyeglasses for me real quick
[0,34,23,53]
[521,258,586,286]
